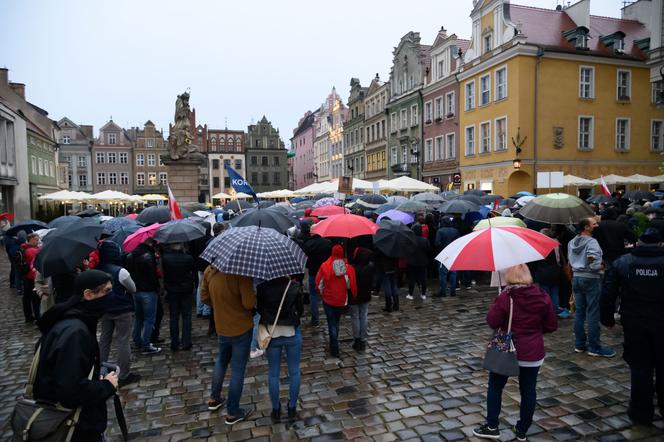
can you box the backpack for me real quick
[14,248,29,275]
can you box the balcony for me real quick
[390,163,411,176]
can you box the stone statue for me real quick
[167,91,203,160]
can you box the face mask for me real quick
[82,295,111,318]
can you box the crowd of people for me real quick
[4,192,664,441]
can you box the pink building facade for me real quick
[290,110,317,189]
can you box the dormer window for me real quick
[600,31,626,54]
[483,33,493,53]
[107,133,116,145]
[563,26,590,50]
[576,34,588,49]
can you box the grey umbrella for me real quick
[396,200,431,213]
[137,206,171,224]
[412,192,445,205]
[457,194,483,205]
[438,199,480,214]
[154,220,206,244]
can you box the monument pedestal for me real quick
[163,157,203,203]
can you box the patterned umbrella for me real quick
[519,193,595,225]
[201,225,307,280]
[356,194,388,209]
[313,197,341,208]
[102,217,139,234]
[385,195,409,205]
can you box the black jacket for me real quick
[350,247,375,304]
[34,305,115,441]
[407,236,430,267]
[125,243,159,292]
[256,278,303,328]
[601,245,664,328]
[300,234,332,274]
[97,241,133,315]
[594,219,637,262]
[162,250,196,296]
[528,249,561,287]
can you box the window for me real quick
[108,172,117,185]
[480,75,491,106]
[212,176,220,188]
[465,126,475,156]
[425,101,432,122]
[31,155,36,174]
[107,152,117,163]
[61,155,71,164]
[262,172,269,184]
[136,173,145,186]
[390,113,397,132]
[425,139,433,162]
[391,147,398,165]
[435,136,443,160]
[49,161,55,177]
[495,67,507,100]
[273,156,280,166]
[146,138,154,148]
[579,66,594,99]
[136,154,144,166]
[148,173,157,186]
[159,172,168,185]
[251,156,257,166]
[273,172,281,185]
[97,172,106,185]
[652,81,664,104]
[119,152,128,164]
[480,122,491,153]
[446,133,455,159]
[435,97,443,119]
[402,145,408,164]
[77,156,87,167]
[445,92,455,117]
[261,156,268,166]
[400,109,407,129]
[615,118,630,151]
[78,175,87,187]
[251,172,258,184]
[212,159,219,170]
[120,172,128,185]
[234,159,242,170]
[107,133,116,145]
[38,158,44,175]
[96,152,105,164]
[147,154,156,167]
[652,120,664,151]
[578,116,594,150]
[483,33,493,53]
[465,81,475,110]
[495,117,507,151]
[223,159,231,168]
[411,105,418,126]
[62,135,71,144]
[617,70,631,100]
[68,174,72,187]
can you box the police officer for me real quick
[601,228,664,426]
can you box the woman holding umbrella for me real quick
[315,244,357,358]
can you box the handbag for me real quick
[11,345,93,442]
[483,296,520,377]
[257,280,292,350]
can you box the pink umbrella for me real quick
[311,214,379,238]
[123,223,160,252]
[125,213,139,220]
[435,226,558,271]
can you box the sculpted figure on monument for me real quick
[167,91,204,160]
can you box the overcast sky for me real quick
[2,0,621,144]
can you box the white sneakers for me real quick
[250,349,264,359]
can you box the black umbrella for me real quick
[438,199,480,214]
[223,200,254,211]
[258,201,276,208]
[137,206,171,224]
[457,194,483,205]
[180,209,195,218]
[6,220,48,236]
[47,216,81,229]
[229,208,297,234]
[267,204,294,216]
[586,195,618,204]
[356,194,388,209]
[295,200,316,209]
[373,219,418,258]
[154,220,206,244]
[464,189,486,197]
[480,195,504,205]
[102,217,139,234]
[107,225,141,247]
[313,193,333,200]
[375,203,400,214]
[75,208,101,218]
[35,219,104,277]
[624,190,655,201]
[292,209,305,219]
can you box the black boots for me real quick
[271,408,281,423]
[393,295,400,311]
[352,338,367,352]
[383,297,393,312]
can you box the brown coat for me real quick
[200,266,256,337]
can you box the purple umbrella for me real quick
[377,209,415,225]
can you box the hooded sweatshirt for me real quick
[316,244,357,307]
[97,241,135,315]
[568,234,603,278]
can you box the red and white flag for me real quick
[599,176,611,197]
[167,185,182,220]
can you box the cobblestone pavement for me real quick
[1,257,663,441]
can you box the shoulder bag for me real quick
[482,296,520,377]
[257,280,293,350]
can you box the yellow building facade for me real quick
[458,0,664,196]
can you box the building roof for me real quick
[510,3,649,60]
[291,109,319,139]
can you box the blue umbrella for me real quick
[201,225,306,280]
[107,225,141,247]
[377,209,415,225]
[291,196,308,203]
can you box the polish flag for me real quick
[168,185,182,220]
[492,197,500,211]
[599,176,611,197]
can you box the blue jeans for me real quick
[323,303,344,355]
[382,272,397,303]
[196,271,211,316]
[540,284,560,312]
[251,312,260,351]
[439,264,457,294]
[133,291,157,350]
[169,293,192,349]
[308,273,319,322]
[572,276,602,352]
[349,303,368,340]
[210,329,252,415]
[265,328,302,410]
[487,366,540,434]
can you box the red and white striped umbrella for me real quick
[435,226,558,271]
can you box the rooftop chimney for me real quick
[0,68,8,88]
[9,82,25,100]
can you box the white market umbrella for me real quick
[212,192,233,199]
[626,174,662,184]
[141,194,168,201]
[383,176,438,193]
[563,175,596,187]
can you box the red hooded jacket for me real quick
[486,284,558,362]
[22,242,39,281]
[316,244,357,307]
